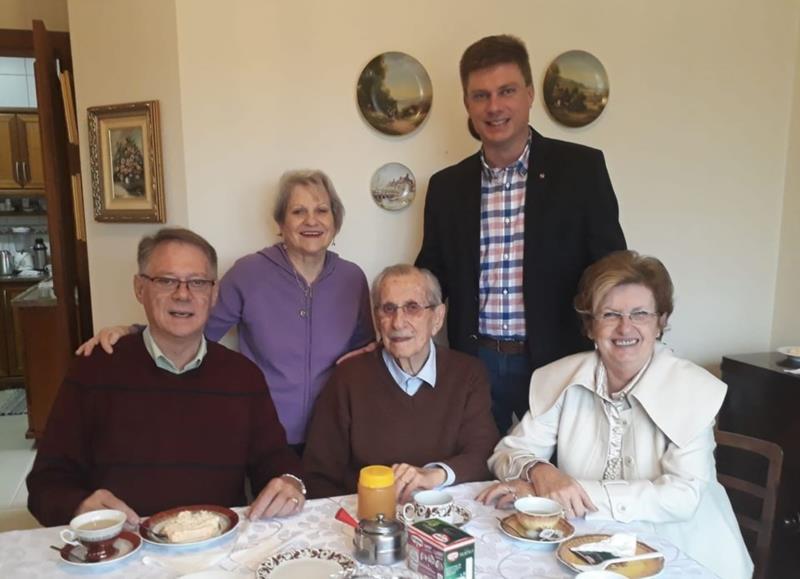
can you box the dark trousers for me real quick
[477,346,533,436]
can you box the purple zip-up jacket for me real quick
[205,244,374,444]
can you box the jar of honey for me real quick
[357,465,396,521]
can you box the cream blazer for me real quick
[489,346,753,579]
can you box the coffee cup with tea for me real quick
[514,496,564,531]
[59,509,126,562]
[400,490,454,524]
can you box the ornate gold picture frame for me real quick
[87,100,165,222]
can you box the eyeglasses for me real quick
[375,301,437,319]
[139,274,216,294]
[594,310,660,325]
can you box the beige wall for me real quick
[69,0,800,367]
[772,16,800,348]
[0,0,68,30]
[68,0,188,327]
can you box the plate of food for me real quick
[255,548,356,579]
[557,534,665,578]
[778,346,800,362]
[139,505,238,547]
[498,513,574,546]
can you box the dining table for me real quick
[0,481,718,578]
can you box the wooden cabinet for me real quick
[0,110,44,191]
[12,283,67,439]
[719,352,800,579]
[0,281,32,384]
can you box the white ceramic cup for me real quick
[513,496,564,530]
[59,509,126,561]
[401,490,454,524]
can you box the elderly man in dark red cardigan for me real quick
[27,228,306,526]
[304,264,499,502]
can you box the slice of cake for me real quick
[160,510,222,543]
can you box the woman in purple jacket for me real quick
[78,170,374,453]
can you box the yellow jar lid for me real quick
[359,465,394,488]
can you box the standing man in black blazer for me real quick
[415,35,626,435]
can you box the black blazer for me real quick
[415,129,626,369]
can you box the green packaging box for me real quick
[406,518,475,579]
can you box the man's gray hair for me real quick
[371,264,443,307]
[137,227,218,277]
[272,169,345,233]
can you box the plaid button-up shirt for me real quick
[478,132,531,340]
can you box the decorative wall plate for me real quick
[543,50,609,127]
[357,52,432,136]
[370,162,416,210]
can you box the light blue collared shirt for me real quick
[142,326,207,374]
[381,340,455,487]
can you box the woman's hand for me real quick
[336,341,378,365]
[75,325,135,356]
[528,463,597,518]
[392,463,446,504]
[476,479,535,509]
[247,475,305,520]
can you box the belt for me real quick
[476,336,527,355]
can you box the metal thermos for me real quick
[0,250,13,276]
[32,238,47,271]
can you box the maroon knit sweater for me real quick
[27,335,303,526]
[303,347,499,498]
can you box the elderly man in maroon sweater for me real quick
[304,264,499,502]
[27,228,306,527]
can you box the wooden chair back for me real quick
[715,429,783,579]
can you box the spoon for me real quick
[595,551,665,570]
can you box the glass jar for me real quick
[357,465,396,521]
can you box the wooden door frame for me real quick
[0,26,93,343]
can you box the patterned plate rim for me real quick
[498,513,575,545]
[255,547,357,578]
[395,503,473,527]
[556,533,664,578]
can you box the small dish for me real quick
[395,503,472,527]
[139,504,238,547]
[256,547,356,578]
[58,530,141,566]
[370,162,416,211]
[778,346,800,362]
[557,534,664,578]
[499,513,574,545]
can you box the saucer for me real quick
[59,530,142,566]
[499,513,575,545]
[778,346,800,362]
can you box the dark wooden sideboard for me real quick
[719,352,800,579]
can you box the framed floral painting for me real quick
[87,100,166,222]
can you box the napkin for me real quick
[571,533,637,564]
[782,367,800,375]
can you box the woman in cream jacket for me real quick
[478,251,752,579]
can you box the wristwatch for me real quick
[281,473,307,496]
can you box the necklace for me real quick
[282,244,313,318]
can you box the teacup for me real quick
[59,509,126,562]
[400,490,454,524]
[514,496,564,531]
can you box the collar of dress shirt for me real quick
[142,326,207,374]
[480,128,532,178]
[382,339,437,396]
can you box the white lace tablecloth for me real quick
[0,481,717,578]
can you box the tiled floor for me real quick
[0,413,36,508]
